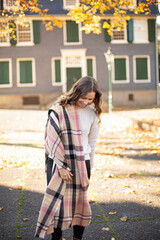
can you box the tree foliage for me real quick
[0,0,158,39]
[0,0,63,39]
[68,0,158,35]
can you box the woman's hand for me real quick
[59,168,73,181]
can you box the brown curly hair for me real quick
[57,76,102,121]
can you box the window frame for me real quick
[0,58,12,88]
[3,0,19,10]
[133,55,150,83]
[63,0,79,9]
[16,20,34,46]
[63,20,82,45]
[51,57,63,86]
[112,56,130,84]
[0,22,10,47]
[111,24,127,44]
[86,56,97,80]
[60,48,87,93]
[17,58,36,87]
[121,0,137,10]
[133,18,149,44]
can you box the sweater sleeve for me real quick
[88,115,100,169]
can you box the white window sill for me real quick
[133,41,149,44]
[134,79,151,83]
[64,41,82,45]
[0,84,12,88]
[17,83,36,87]
[63,6,74,9]
[111,40,128,44]
[16,42,34,47]
[112,80,130,84]
[52,83,63,86]
[0,43,11,47]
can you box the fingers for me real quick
[59,168,73,182]
[64,171,73,181]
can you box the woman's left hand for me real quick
[59,168,73,181]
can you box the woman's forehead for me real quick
[81,91,95,98]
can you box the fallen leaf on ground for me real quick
[17,236,22,239]
[109,211,116,215]
[0,207,3,211]
[9,188,13,191]
[95,214,101,217]
[111,238,115,240]
[102,227,110,231]
[23,218,30,222]
[15,185,22,190]
[120,216,128,222]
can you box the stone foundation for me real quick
[0,90,158,111]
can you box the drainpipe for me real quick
[155,18,159,106]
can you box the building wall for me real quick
[0,20,157,108]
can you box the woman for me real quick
[35,76,102,240]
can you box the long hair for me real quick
[58,76,102,121]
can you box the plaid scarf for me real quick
[35,103,91,239]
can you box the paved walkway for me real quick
[0,109,160,240]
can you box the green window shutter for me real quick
[104,29,111,42]
[66,20,79,42]
[0,0,3,12]
[104,20,111,42]
[127,19,134,42]
[114,58,126,81]
[9,20,17,45]
[33,20,40,44]
[87,59,93,77]
[0,61,9,84]
[55,59,61,83]
[136,58,148,80]
[148,19,155,42]
[19,60,33,84]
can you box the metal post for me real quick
[108,63,113,112]
[104,47,114,113]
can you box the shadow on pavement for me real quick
[0,184,160,240]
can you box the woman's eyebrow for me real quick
[82,96,94,99]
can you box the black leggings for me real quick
[47,159,91,240]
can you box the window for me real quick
[86,57,96,78]
[111,25,127,43]
[52,58,62,85]
[17,21,33,46]
[3,0,19,10]
[63,0,79,9]
[133,56,150,82]
[134,19,148,43]
[121,0,137,9]
[0,22,10,46]
[0,59,12,87]
[17,58,36,87]
[64,20,82,45]
[112,56,129,83]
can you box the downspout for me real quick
[155,18,159,106]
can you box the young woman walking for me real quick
[35,76,102,240]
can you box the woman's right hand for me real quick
[59,168,73,181]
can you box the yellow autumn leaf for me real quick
[109,211,117,215]
[23,218,30,222]
[120,216,128,222]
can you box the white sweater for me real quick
[49,105,100,169]
[77,105,100,168]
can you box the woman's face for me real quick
[76,91,96,108]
